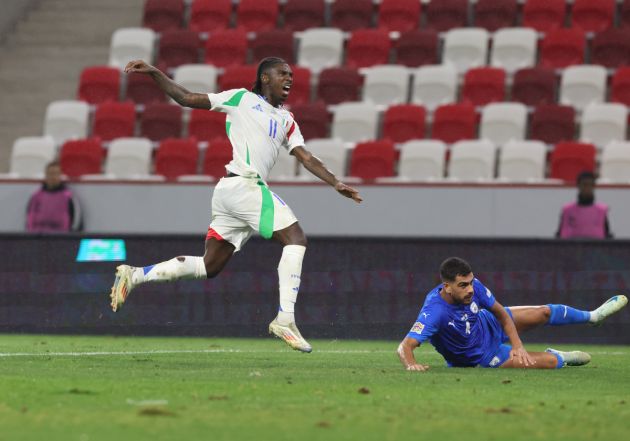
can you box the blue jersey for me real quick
[406,279,502,367]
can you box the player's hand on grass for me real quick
[510,346,536,367]
[335,181,363,203]
[124,60,156,75]
[406,363,430,372]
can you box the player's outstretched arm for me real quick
[490,301,536,367]
[397,337,429,372]
[291,146,362,203]
[124,60,211,110]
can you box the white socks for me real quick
[131,256,207,284]
[276,245,306,325]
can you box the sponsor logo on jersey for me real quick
[470,302,478,314]
[252,104,264,112]
[411,322,424,334]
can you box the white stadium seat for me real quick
[172,64,218,94]
[600,141,630,183]
[104,137,153,178]
[443,28,489,75]
[491,28,538,74]
[411,64,457,110]
[448,139,496,181]
[43,100,90,146]
[297,28,344,74]
[299,138,348,179]
[331,101,379,143]
[362,65,410,107]
[396,140,446,181]
[579,103,627,150]
[9,136,56,178]
[498,140,547,182]
[560,65,607,111]
[108,27,156,70]
[479,102,528,146]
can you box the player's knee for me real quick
[292,234,307,247]
[541,305,551,322]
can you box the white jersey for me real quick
[207,89,305,181]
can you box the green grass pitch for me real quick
[0,335,628,441]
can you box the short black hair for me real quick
[252,57,287,95]
[576,171,596,185]
[439,257,472,282]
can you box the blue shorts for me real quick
[478,307,513,368]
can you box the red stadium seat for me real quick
[219,65,257,91]
[474,0,517,32]
[511,68,557,106]
[461,67,506,106]
[93,101,136,141]
[77,66,120,104]
[591,29,630,69]
[349,140,396,180]
[316,67,362,105]
[621,0,630,28]
[382,105,426,143]
[572,0,614,33]
[288,102,330,140]
[126,73,166,104]
[426,0,468,32]
[203,139,233,178]
[611,67,630,106]
[346,29,391,69]
[331,0,373,32]
[530,105,576,144]
[188,109,227,142]
[236,0,278,32]
[378,0,421,32]
[283,0,325,32]
[250,30,295,65]
[59,139,104,178]
[539,29,585,69]
[189,0,232,32]
[142,0,184,32]
[395,30,438,67]
[157,30,200,70]
[550,142,596,182]
[140,103,183,141]
[155,138,199,180]
[522,0,566,32]
[285,66,311,106]
[432,104,477,144]
[204,29,247,68]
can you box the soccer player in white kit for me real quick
[109,57,362,353]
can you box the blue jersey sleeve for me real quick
[406,303,442,344]
[474,278,496,310]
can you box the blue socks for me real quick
[547,304,591,325]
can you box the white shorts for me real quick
[208,176,298,251]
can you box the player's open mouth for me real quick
[282,84,291,95]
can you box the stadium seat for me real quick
[251,30,295,65]
[331,0,373,32]
[479,102,527,146]
[346,29,391,69]
[395,30,438,67]
[362,65,410,106]
[284,66,311,106]
[349,140,396,181]
[140,103,183,141]
[59,139,105,178]
[426,0,468,32]
[297,28,344,73]
[283,0,325,32]
[530,104,576,144]
[549,141,596,182]
[125,73,166,104]
[579,103,627,150]
[511,68,557,106]
[77,66,120,104]
[431,104,477,144]
[560,65,607,111]
[591,29,630,69]
[172,64,218,95]
[443,28,489,75]
[236,0,279,32]
[43,100,90,146]
[157,30,200,70]
[267,151,297,181]
[600,141,630,183]
[331,101,379,143]
[155,138,199,180]
[460,67,506,106]
[378,0,421,32]
[539,29,586,69]
[394,140,446,181]
[474,0,517,32]
[316,67,362,105]
[621,0,630,28]
[410,64,457,110]
[203,29,248,68]
[188,109,227,142]
[497,140,547,182]
[189,0,232,32]
[202,139,233,178]
[571,0,614,33]
[105,137,153,178]
[522,0,566,32]
[382,104,426,143]
[93,101,137,141]
[288,102,330,140]
[142,0,184,32]
[448,139,496,181]
[9,136,56,178]
[610,67,630,106]
[219,66,257,91]
[490,28,538,74]
[108,28,156,70]
[299,138,348,179]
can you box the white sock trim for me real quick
[277,245,306,325]
[135,256,207,284]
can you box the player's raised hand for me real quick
[335,181,363,203]
[406,363,430,372]
[124,60,156,75]
[510,346,536,367]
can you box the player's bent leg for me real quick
[545,348,592,367]
[509,305,552,332]
[500,351,563,369]
[203,237,236,278]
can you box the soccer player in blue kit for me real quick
[398,257,628,371]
